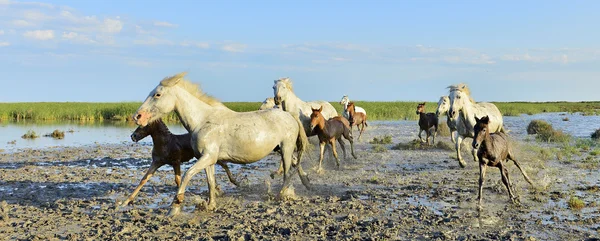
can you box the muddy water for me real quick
[0,116,599,240]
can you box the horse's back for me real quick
[309,101,338,119]
[476,102,504,132]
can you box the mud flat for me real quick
[1,122,599,240]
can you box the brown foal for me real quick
[309,106,357,173]
[346,102,368,140]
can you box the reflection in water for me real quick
[2,112,600,151]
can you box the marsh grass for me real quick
[2,101,599,122]
[391,139,454,151]
[370,135,393,145]
[568,196,585,210]
[371,145,388,153]
[527,120,571,143]
[21,130,39,139]
[44,129,65,139]
[437,122,451,137]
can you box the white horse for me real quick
[447,84,505,168]
[133,72,311,216]
[340,95,366,120]
[273,77,339,136]
[435,96,457,143]
[258,97,279,110]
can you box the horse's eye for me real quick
[155,93,162,97]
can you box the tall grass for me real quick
[0,101,598,122]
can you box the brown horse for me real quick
[473,116,534,211]
[309,106,357,173]
[119,119,239,208]
[416,102,438,145]
[347,102,368,140]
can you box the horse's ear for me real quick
[482,116,490,124]
[422,102,426,105]
[161,72,187,86]
[475,116,480,123]
[318,106,323,112]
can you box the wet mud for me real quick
[1,123,599,240]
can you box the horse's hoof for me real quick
[168,206,182,217]
[459,160,467,168]
[477,205,483,212]
[316,168,325,175]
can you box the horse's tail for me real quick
[294,115,309,163]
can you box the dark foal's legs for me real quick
[477,163,487,211]
[120,161,163,207]
[330,139,341,169]
[337,137,347,160]
[508,153,534,186]
[174,164,181,187]
[499,162,517,203]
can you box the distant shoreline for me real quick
[0,101,599,122]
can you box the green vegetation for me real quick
[0,101,599,122]
[44,129,65,139]
[591,129,600,140]
[371,145,388,153]
[21,130,39,139]
[567,196,585,210]
[527,120,570,143]
[369,135,393,145]
[392,139,454,151]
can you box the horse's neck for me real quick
[173,91,220,132]
[343,101,349,111]
[459,102,478,130]
[150,131,169,146]
[482,132,498,157]
[283,93,307,117]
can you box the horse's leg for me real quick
[455,135,466,168]
[205,164,218,210]
[344,129,357,159]
[330,139,341,169]
[337,137,347,160]
[433,125,437,145]
[477,163,487,211]
[358,122,365,140]
[168,153,218,216]
[418,129,424,142]
[472,145,479,163]
[218,162,240,187]
[315,142,326,174]
[174,164,182,187]
[426,129,431,146]
[278,143,296,199]
[499,163,517,203]
[508,152,534,186]
[120,161,162,208]
[451,130,457,144]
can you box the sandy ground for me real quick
[0,123,599,240]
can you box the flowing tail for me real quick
[294,115,309,164]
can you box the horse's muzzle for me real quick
[274,96,282,105]
[472,142,480,149]
[131,134,139,142]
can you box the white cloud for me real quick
[222,43,247,53]
[22,9,53,21]
[332,57,351,61]
[59,10,98,24]
[0,41,10,47]
[101,17,123,33]
[133,36,173,46]
[180,40,209,49]
[11,19,35,27]
[154,21,177,28]
[23,29,54,40]
[0,0,9,5]
[61,31,96,44]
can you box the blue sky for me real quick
[0,0,599,102]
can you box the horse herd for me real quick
[121,72,534,215]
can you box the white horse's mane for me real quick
[160,72,224,107]
[275,77,294,92]
[447,83,475,103]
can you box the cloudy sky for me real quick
[0,0,599,102]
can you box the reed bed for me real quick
[0,101,598,122]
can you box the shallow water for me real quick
[1,112,599,152]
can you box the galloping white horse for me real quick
[273,77,338,136]
[340,95,366,120]
[133,72,311,216]
[258,97,279,110]
[435,96,458,143]
[447,84,505,168]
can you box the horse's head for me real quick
[131,125,151,142]
[273,77,293,106]
[133,72,186,126]
[472,115,490,149]
[347,102,356,124]
[436,96,450,117]
[259,97,277,110]
[416,102,426,115]
[340,95,349,105]
[309,106,325,131]
[448,84,471,119]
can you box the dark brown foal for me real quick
[309,106,357,173]
[416,102,438,145]
[347,102,368,140]
[473,116,534,211]
[119,119,239,208]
